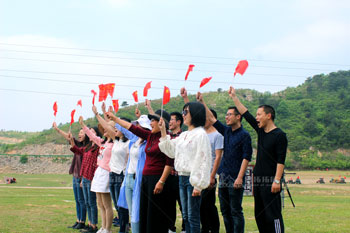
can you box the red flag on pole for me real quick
[143,81,152,97]
[70,109,76,126]
[99,84,108,102]
[163,86,170,105]
[77,100,82,107]
[91,90,97,105]
[132,91,138,103]
[53,101,58,117]
[106,83,115,98]
[112,100,119,113]
[185,64,195,81]
[199,77,212,88]
[234,60,249,77]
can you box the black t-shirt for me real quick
[243,111,288,179]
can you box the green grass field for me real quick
[0,171,349,233]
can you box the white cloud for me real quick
[255,21,350,59]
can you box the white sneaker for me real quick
[103,230,112,233]
[96,228,105,233]
[168,230,176,233]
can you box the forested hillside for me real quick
[1,70,350,169]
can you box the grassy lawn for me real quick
[0,171,349,232]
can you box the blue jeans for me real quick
[72,177,86,222]
[125,174,139,233]
[179,176,201,233]
[218,179,245,233]
[82,178,98,225]
[110,172,129,232]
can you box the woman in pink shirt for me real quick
[78,115,115,233]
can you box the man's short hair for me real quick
[210,109,217,119]
[170,112,184,127]
[228,106,242,122]
[258,104,276,121]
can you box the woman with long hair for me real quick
[106,109,174,233]
[78,113,115,233]
[69,126,101,233]
[52,122,88,230]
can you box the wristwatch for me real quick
[273,179,280,184]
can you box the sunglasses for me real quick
[182,109,189,116]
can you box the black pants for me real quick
[200,180,220,233]
[166,174,185,232]
[254,183,284,233]
[139,175,170,233]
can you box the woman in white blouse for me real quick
[158,102,212,233]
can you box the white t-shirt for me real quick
[127,138,142,174]
[109,140,130,174]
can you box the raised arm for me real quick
[106,112,132,130]
[92,105,115,139]
[145,99,155,115]
[79,116,103,147]
[229,86,248,115]
[52,122,70,141]
[180,87,189,104]
[196,92,217,125]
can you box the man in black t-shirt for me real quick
[229,86,288,233]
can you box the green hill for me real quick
[1,70,350,169]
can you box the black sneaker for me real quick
[80,226,91,232]
[74,223,86,230]
[68,222,79,228]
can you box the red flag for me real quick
[112,99,119,113]
[99,84,108,102]
[199,77,212,88]
[91,90,97,105]
[185,64,195,81]
[70,109,76,126]
[143,81,152,97]
[132,91,138,103]
[77,100,82,107]
[163,86,170,105]
[234,60,249,77]
[53,101,58,117]
[106,83,115,98]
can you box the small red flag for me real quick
[199,77,212,88]
[163,86,170,105]
[77,100,82,107]
[99,84,108,102]
[132,91,138,103]
[53,101,58,117]
[70,109,76,126]
[234,60,249,77]
[143,81,152,97]
[185,64,195,81]
[112,99,119,113]
[106,83,115,98]
[91,90,97,105]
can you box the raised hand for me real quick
[106,112,117,121]
[92,105,98,115]
[196,92,203,103]
[101,102,106,113]
[79,116,85,127]
[52,122,58,129]
[180,87,188,99]
[135,108,141,118]
[228,86,237,98]
[108,106,114,113]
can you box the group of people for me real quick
[54,86,288,233]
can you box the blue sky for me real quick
[1,0,350,131]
